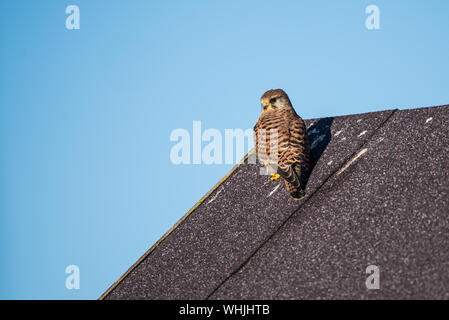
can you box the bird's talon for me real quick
[270,173,281,181]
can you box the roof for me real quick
[100,105,449,300]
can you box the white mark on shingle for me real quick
[268,184,281,197]
[426,117,433,123]
[328,160,333,165]
[340,137,346,142]
[308,128,319,136]
[207,188,222,204]
[337,148,368,175]
[358,130,367,137]
[334,130,343,136]
[306,122,316,131]
[311,134,326,149]
[357,119,362,123]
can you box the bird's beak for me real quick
[262,101,269,107]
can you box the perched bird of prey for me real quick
[254,89,310,199]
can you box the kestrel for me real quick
[254,89,310,199]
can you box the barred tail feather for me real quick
[278,163,307,199]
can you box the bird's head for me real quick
[260,89,292,112]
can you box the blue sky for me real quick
[1,0,448,299]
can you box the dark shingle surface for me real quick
[210,106,449,299]
[102,105,449,300]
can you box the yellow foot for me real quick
[270,173,281,181]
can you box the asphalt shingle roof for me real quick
[101,105,449,300]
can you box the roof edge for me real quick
[98,149,255,300]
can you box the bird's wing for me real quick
[277,115,310,189]
[254,117,269,166]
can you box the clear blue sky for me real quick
[1,0,448,299]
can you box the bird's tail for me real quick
[277,163,308,199]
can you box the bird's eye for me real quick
[269,97,277,104]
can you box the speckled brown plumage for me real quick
[254,89,310,199]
